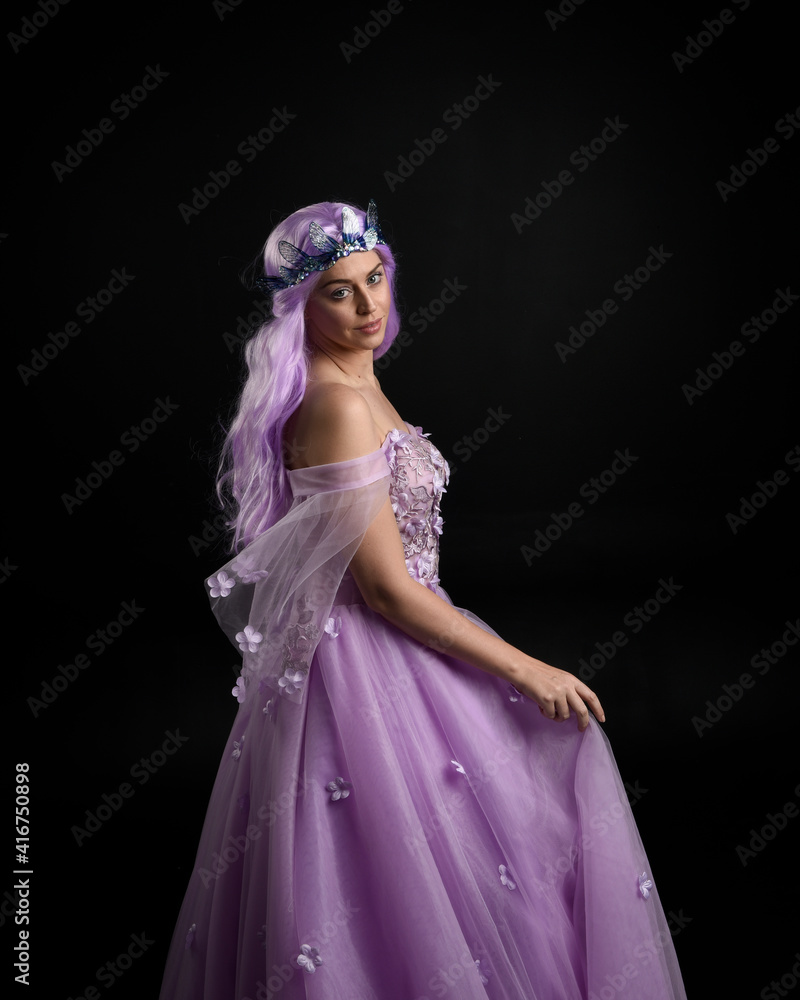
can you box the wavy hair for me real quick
[216,201,400,552]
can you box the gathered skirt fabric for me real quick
[160,585,686,1000]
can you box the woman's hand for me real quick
[509,657,605,732]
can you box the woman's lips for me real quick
[356,318,383,334]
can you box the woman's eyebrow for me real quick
[318,263,382,289]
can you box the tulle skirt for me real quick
[160,582,686,1000]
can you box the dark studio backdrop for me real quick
[3,0,798,996]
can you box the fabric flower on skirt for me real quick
[207,571,235,598]
[231,676,246,703]
[278,669,306,695]
[231,553,269,584]
[475,958,490,985]
[236,625,263,653]
[326,776,353,801]
[296,944,323,973]
[499,864,517,890]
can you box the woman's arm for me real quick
[351,499,604,731]
[299,388,605,731]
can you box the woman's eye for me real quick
[329,272,383,299]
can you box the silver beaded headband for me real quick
[255,200,386,292]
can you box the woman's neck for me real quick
[309,346,377,387]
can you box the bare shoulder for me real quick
[288,381,381,468]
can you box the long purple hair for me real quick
[217,201,401,552]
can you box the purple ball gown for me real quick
[159,424,687,1000]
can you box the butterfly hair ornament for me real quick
[255,200,386,292]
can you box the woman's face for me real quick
[304,250,390,356]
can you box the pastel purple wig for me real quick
[217,201,400,552]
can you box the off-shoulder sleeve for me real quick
[206,449,391,704]
[287,447,390,496]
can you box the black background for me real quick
[3,0,798,997]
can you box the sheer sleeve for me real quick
[206,448,390,705]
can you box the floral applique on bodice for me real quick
[381,425,449,588]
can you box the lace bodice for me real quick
[381,425,449,588]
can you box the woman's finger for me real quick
[566,691,592,731]
[581,687,605,723]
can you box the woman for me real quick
[160,201,687,999]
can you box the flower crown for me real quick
[255,200,386,292]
